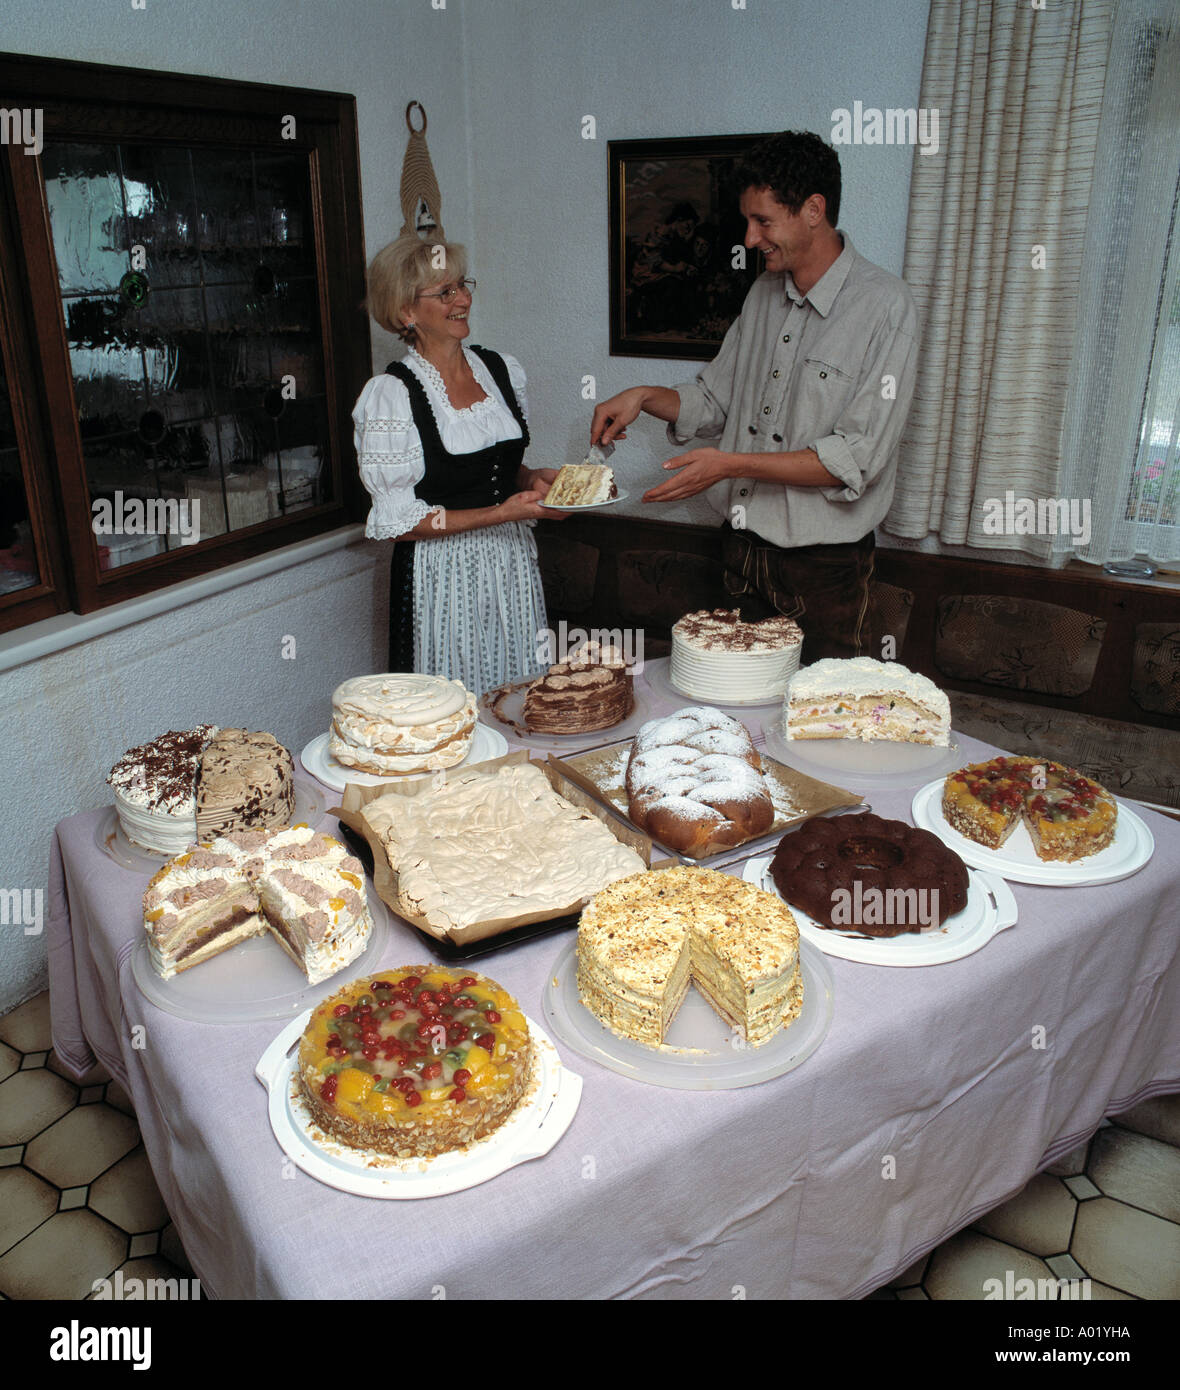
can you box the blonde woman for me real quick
[354,236,560,694]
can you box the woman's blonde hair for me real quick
[366,235,469,343]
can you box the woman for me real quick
[353,236,559,695]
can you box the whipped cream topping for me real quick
[673,609,803,652]
[787,658,949,714]
[332,674,470,726]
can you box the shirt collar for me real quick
[782,232,855,317]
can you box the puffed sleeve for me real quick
[499,352,529,423]
[351,375,435,540]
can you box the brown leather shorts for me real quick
[720,525,875,663]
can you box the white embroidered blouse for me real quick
[351,347,528,540]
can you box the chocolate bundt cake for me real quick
[769,813,969,937]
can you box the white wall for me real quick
[0,0,932,1012]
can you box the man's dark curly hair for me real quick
[735,131,841,227]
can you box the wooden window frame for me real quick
[0,52,370,632]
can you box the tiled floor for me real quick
[2,987,1178,1300]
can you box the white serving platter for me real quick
[910,779,1155,887]
[743,853,1018,966]
[255,1012,581,1198]
[300,723,508,793]
[542,936,834,1090]
[764,726,965,789]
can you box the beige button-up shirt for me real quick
[669,234,919,548]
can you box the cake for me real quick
[769,812,969,936]
[625,706,774,857]
[329,674,477,775]
[143,824,372,982]
[942,756,1117,862]
[195,729,294,838]
[576,866,803,1047]
[108,725,295,854]
[297,966,533,1159]
[784,657,951,745]
[522,640,633,734]
[670,609,803,703]
[360,761,647,932]
[543,463,617,506]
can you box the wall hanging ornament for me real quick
[399,101,445,241]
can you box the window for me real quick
[0,52,370,633]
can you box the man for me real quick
[591,130,919,661]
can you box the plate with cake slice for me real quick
[537,490,631,511]
[301,723,508,793]
[912,762,1154,885]
[743,854,1019,966]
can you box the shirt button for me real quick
[819,370,828,379]
[772,370,780,379]
[747,425,757,435]
[762,406,771,415]
[772,433,783,443]
[739,488,749,497]
[782,334,790,343]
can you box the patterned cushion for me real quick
[1131,623,1180,717]
[936,595,1104,696]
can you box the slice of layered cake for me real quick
[523,641,633,733]
[543,463,617,506]
[784,658,951,745]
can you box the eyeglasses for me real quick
[416,278,477,303]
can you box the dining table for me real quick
[46,659,1180,1300]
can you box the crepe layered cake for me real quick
[522,641,633,734]
[543,463,617,506]
[361,761,646,933]
[942,756,1117,862]
[671,609,803,703]
[625,706,774,857]
[576,866,803,1048]
[329,673,477,775]
[784,657,951,745]
[143,825,372,982]
[297,966,532,1159]
[109,725,295,854]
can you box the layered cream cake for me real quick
[577,866,803,1047]
[943,756,1117,862]
[329,674,477,775]
[297,966,532,1159]
[143,825,372,982]
[671,609,803,703]
[361,761,646,932]
[109,725,295,854]
[522,641,633,734]
[543,463,617,506]
[784,658,951,745]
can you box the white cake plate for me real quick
[910,780,1155,887]
[255,1012,581,1198]
[643,654,785,710]
[300,723,508,793]
[537,491,630,511]
[97,776,326,874]
[764,726,965,789]
[131,881,397,1024]
[542,936,834,1090]
[743,854,1018,967]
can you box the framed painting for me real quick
[608,133,771,360]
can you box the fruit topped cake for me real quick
[297,966,533,1159]
[942,756,1117,862]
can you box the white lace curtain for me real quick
[884,0,1114,560]
[1054,1,1180,566]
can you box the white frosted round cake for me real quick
[329,674,478,775]
[670,609,803,703]
[108,725,295,854]
[783,658,951,745]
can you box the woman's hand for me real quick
[518,466,559,498]
[496,489,566,522]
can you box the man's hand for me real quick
[642,447,736,503]
[590,387,649,447]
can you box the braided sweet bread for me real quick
[625,706,775,857]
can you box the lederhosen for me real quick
[385,345,531,672]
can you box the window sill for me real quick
[0,523,369,674]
